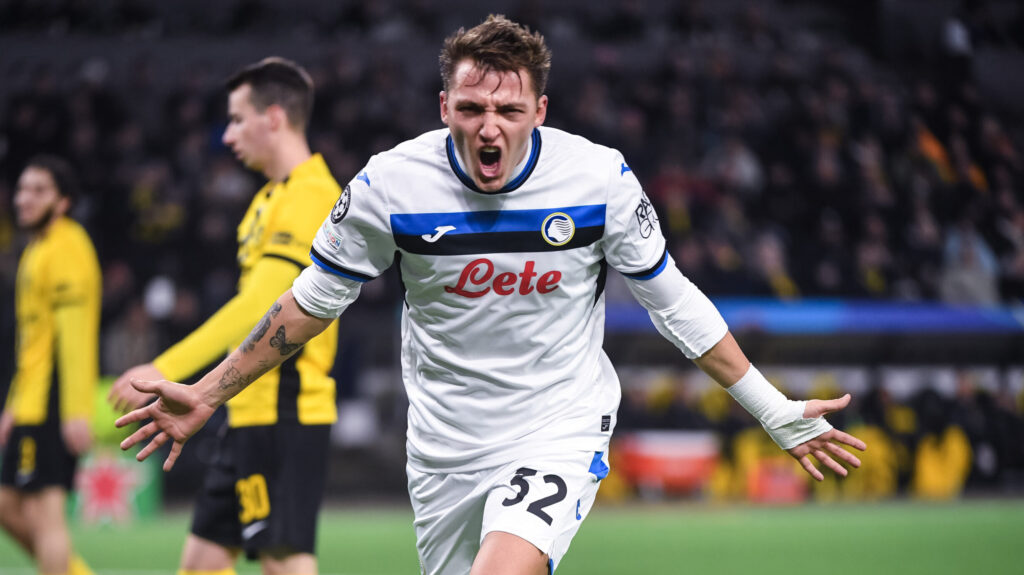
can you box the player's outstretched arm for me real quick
[116,289,333,471]
[694,332,866,481]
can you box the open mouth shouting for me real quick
[479,146,502,181]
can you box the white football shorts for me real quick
[407,449,611,575]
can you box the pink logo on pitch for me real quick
[445,258,562,298]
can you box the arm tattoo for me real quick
[218,357,252,392]
[217,357,277,393]
[269,325,303,356]
[241,302,283,353]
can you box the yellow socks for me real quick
[68,555,95,575]
[39,555,94,575]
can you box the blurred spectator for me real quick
[699,134,764,198]
[911,387,972,499]
[747,231,799,300]
[940,216,1000,305]
[102,299,160,375]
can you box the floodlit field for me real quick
[1,500,1022,574]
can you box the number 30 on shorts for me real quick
[18,437,36,475]
[236,473,270,523]
[501,467,567,525]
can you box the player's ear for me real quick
[440,91,449,125]
[534,94,548,127]
[266,104,287,131]
[55,195,72,218]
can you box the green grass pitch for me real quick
[1,500,1022,574]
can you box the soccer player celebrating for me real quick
[118,16,867,575]
[0,156,98,575]
[108,58,342,575]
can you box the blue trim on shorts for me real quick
[548,557,555,574]
[589,451,609,480]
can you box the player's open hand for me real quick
[786,394,867,481]
[115,378,216,472]
[108,363,162,412]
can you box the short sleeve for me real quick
[602,151,668,280]
[309,165,396,282]
[263,180,339,267]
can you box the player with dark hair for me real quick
[108,57,342,575]
[118,17,866,575]
[0,156,98,575]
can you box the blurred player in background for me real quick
[117,16,867,575]
[108,57,342,575]
[0,156,98,575]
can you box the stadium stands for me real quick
[1,0,1023,499]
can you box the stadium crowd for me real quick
[615,366,1024,499]
[1,0,1024,498]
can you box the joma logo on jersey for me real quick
[445,258,562,298]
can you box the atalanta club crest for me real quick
[541,212,575,246]
[331,185,351,223]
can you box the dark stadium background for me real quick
[1,0,1024,536]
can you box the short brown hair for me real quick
[226,57,314,130]
[439,14,552,98]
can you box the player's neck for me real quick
[26,212,65,241]
[263,134,312,182]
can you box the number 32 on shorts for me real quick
[501,467,567,525]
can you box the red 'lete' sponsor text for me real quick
[445,258,562,298]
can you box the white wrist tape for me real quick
[726,364,833,450]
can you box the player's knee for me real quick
[179,534,240,572]
[259,548,316,575]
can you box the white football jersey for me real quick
[302,126,672,472]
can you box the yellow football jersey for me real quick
[154,154,341,427]
[7,217,101,425]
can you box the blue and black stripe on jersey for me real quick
[391,204,605,256]
[310,247,376,283]
[621,249,668,281]
[446,129,542,195]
